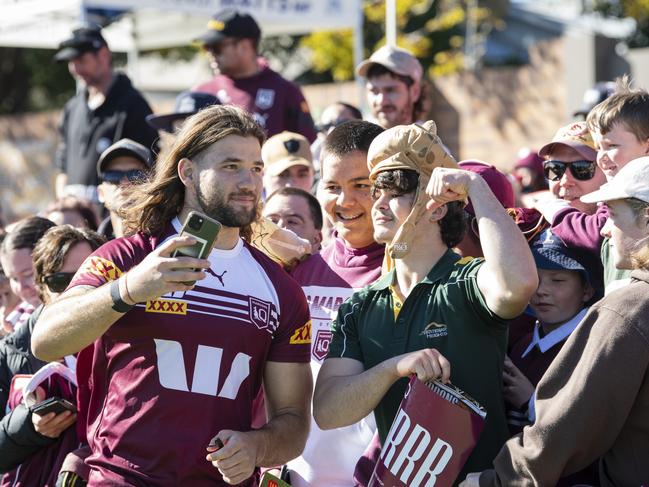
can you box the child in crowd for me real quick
[549,79,649,294]
[503,229,597,486]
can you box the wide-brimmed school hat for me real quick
[146,91,220,133]
[54,26,107,62]
[262,131,313,176]
[581,156,649,204]
[531,229,591,284]
[194,10,261,46]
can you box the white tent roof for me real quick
[0,0,363,51]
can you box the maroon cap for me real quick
[459,160,515,215]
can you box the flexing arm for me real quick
[207,361,312,485]
[427,168,538,318]
[32,237,209,361]
[314,349,450,430]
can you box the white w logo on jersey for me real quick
[154,339,251,398]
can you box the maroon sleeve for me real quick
[69,233,153,290]
[268,270,311,363]
[550,204,608,256]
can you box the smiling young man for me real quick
[32,106,312,486]
[285,120,385,487]
[314,121,537,484]
[461,156,649,487]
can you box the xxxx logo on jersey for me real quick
[146,299,187,315]
[289,320,311,344]
[79,256,122,281]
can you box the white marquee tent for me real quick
[0,0,365,69]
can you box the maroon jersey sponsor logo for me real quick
[154,339,251,399]
[145,299,187,315]
[313,329,332,361]
[78,256,122,281]
[289,320,311,345]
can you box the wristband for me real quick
[110,279,134,313]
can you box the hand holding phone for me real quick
[172,211,222,285]
[32,397,77,416]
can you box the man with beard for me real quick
[356,45,425,129]
[32,105,312,486]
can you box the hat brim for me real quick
[538,141,596,161]
[193,31,227,46]
[145,112,194,134]
[356,59,410,79]
[265,158,313,177]
[580,184,630,204]
[54,47,86,62]
[97,147,150,175]
[533,247,585,273]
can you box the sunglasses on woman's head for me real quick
[543,160,596,181]
[43,272,76,293]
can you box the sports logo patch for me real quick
[313,329,332,360]
[255,89,275,110]
[290,321,311,345]
[79,256,122,281]
[145,299,187,315]
[249,297,271,330]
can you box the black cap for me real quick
[55,25,108,62]
[573,81,616,117]
[97,139,152,176]
[146,91,221,133]
[193,9,261,46]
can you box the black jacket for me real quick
[0,306,57,473]
[55,72,159,187]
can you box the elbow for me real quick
[312,390,336,431]
[30,313,59,362]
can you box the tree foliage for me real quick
[300,0,505,82]
[592,0,649,47]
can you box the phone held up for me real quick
[172,211,222,286]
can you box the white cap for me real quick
[581,156,649,204]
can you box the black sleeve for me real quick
[54,104,71,172]
[121,92,160,156]
[0,404,56,473]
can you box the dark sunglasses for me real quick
[543,160,596,181]
[43,272,76,293]
[101,169,146,185]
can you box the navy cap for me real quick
[55,25,107,62]
[146,91,221,133]
[97,138,152,176]
[531,229,589,279]
[573,81,616,118]
[194,9,261,46]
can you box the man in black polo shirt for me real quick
[314,121,538,482]
[54,25,158,203]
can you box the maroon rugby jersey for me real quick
[194,60,317,142]
[70,218,311,486]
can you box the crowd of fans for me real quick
[1,7,648,487]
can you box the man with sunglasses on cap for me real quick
[536,122,607,296]
[96,139,152,240]
[54,24,158,204]
[193,9,317,142]
[0,225,104,487]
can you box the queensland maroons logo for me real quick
[313,329,333,361]
[249,297,270,330]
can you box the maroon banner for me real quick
[368,377,486,487]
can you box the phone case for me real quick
[172,211,222,285]
[32,397,77,416]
